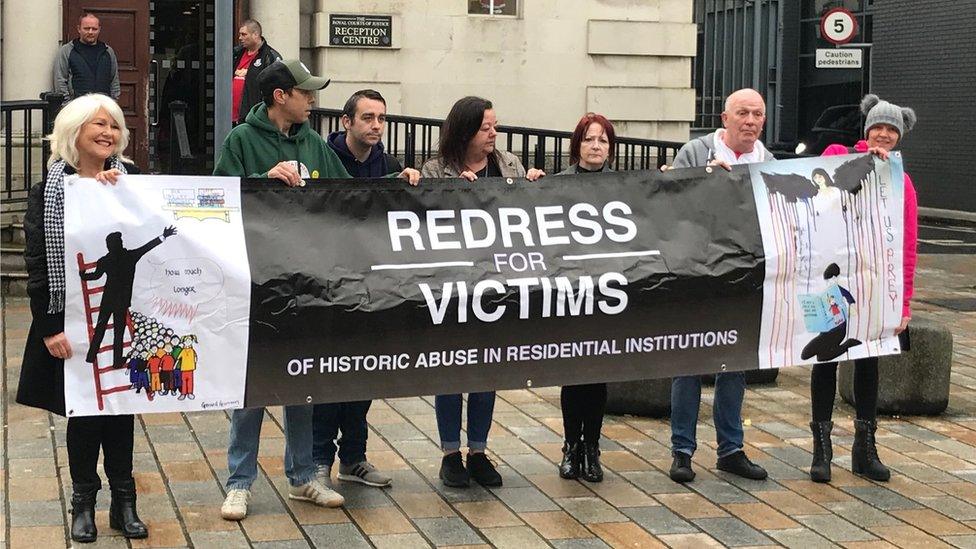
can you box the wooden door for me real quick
[64,1,150,168]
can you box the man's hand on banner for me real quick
[43,332,72,359]
[267,161,304,187]
[162,226,178,239]
[895,316,910,335]
[95,168,125,185]
[867,146,890,160]
[707,159,733,171]
[398,168,421,186]
[526,168,546,181]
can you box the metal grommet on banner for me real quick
[526,379,533,387]
[506,178,514,185]
[705,167,713,174]
[720,364,727,372]
[306,395,313,403]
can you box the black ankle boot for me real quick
[852,419,890,481]
[559,441,582,479]
[581,441,603,483]
[109,478,148,539]
[70,482,100,543]
[809,420,833,483]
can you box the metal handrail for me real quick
[2,93,63,210]
[309,108,683,173]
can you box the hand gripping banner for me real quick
[61,154,905,415]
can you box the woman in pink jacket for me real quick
[808,94,918,483]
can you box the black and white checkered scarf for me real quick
[44,156,126,314]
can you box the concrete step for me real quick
[1,245,26,272]
[1,220,26,245]
[1,271,28,297]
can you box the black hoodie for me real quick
[327,131,403,178]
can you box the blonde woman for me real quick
[16,94,148,543]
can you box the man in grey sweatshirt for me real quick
[669,88,773,484]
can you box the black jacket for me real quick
[327,131,403,177]
[17,161,139,416]
[233,40,282,123]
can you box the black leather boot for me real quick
[581,441,603,483]
[109,478,148,539]
[852,419,890,481]
[559,441,582,479]
[809,421,833,483]
[70,482,100,543]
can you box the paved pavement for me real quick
[3,252,975,548]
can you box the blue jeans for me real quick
[435,392,496,452]
[670,372,745,458]
[226,405,316,489]
[312,400,371,466]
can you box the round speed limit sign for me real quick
[820,8,858,45]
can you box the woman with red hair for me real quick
[555,113,616,483]
[557,113,616,175]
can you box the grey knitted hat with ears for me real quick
[861,94,917,138]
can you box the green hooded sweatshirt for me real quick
[213,102,351,179]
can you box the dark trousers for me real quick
[560,383,608,443]
[311,400,371,466]
[88,305,127,366]
[811,357,879,422]
[66,415,135,486]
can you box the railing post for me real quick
[534,140,545,171]
[405,125,416,169]
[41,93,64,181]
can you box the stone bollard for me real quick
[605,378,672,418]
[839,316,952,415]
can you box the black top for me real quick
[483,155,502,177]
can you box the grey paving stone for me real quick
[414,517,484,546]
[841,486,923,510]
[515,402,563,418]
[892,463,963,483]
[917,496,976,521]
[622,505,698,535]
[501,453,561,476]
[558,497,628,524]
[756,422,811,439]
[336,482,394,509]
[481,526,550,549]
[373,421,428,441]
[755,457,809,480]
[717,471,787,492]
[795,514,875,542]
[189,530,255,549]
[433,481,497,503]
[370,532,432,549]
[944,534,976,549]
[823,500,901,527]
[168,480,226,506]
[6,437,55,459]
[551,540,611,549]
[884,422,949,441]
[621,470,691,494]
[146,423,191,442]
[386,468,435,493]
[693,517,776,547]
[7,499,64,526]
[252,541,312,549]
[765,527,838,549]
[488,435,536,454]
[689,478,757,504]
[508,425,564,444]
[306,523,372,549]
[489,485,559,512]
[763,446,813,469]
[389,438,442,459]
[490,465,533,488]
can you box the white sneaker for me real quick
[220,488,250,520]
[288,478,344,508]
[315,464,332,485]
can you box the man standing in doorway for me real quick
[667,88,773,484]
[232,19,281,124]
[54,13,121,101]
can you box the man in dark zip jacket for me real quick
[232,19,281,124]
[53,13,120,101]
[326,89,404,177]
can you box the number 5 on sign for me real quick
[820,7,858,45]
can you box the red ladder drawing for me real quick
[77,252,153,410]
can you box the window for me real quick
[468,0,518,16]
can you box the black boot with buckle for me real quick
[581,441,604,483]
[559,441,582,479]
[109,478,148,539]
[70,482,100,543]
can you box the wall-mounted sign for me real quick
[815,48,863,69]
[820,8,858,45]
[329,14,392,48]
